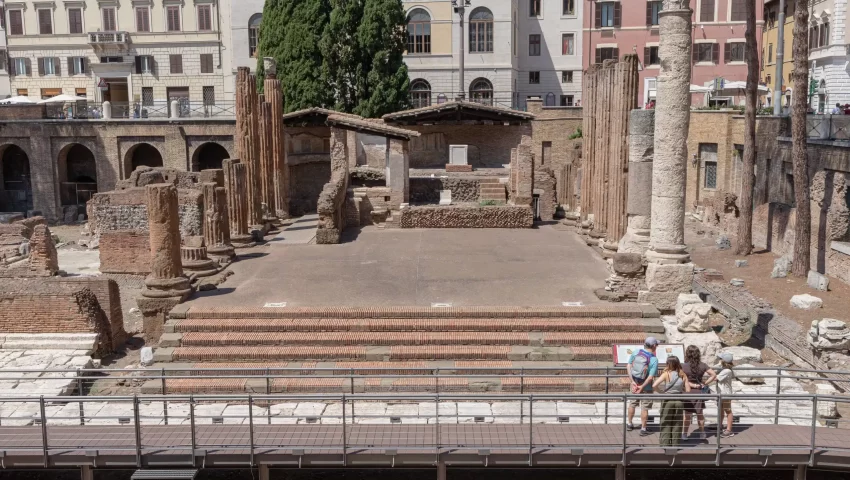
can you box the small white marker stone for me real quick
[431,303,452,308]
[562,302,584,307]
[264,302,287,308]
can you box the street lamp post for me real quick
[453,0,472,101]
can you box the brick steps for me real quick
[171,317,663,334]
[177,331,648,347]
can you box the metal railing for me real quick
[806,114,850,140]
[88,31,129,44]
[59,182,97,207]
[0,392,847,468]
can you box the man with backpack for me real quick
[626,337,660,436]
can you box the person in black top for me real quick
[681,345,717,440]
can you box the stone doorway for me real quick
[59,144,98,207]
[193,142,230,171]
[0,145,33,213]
[126,143,164,175]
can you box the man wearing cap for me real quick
[626,337,660,436]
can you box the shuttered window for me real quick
[167,6,181,32]
[68,57,87,75]
[38,9,52,35]
[694,43,719,63]
[595,3,621,28]
[9,10,23,35]
[730,0,746,21]
[169,54,183,74]
[102,8,116,31]
[200,53,214,73]
[699,0,715,22]
[69,8,83,34]
[136,7,150,32]
[197,5,212,31]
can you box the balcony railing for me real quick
[42,101,235,120]
[807,114,850,141]
[88,31,129,45]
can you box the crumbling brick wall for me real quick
[289,161,331,216]
[534,166,557,221]
[409,178,480,204]
[399,205,534,228]
[405,124,531,169]
[99,231,152,274]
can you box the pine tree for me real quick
[321,0,364,113]
[790,0,811,276]
[257,0,331,112]
[355,0,410,118]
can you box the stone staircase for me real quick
[479,178,507,204]
[149,305,663,394]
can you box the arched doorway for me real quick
[127,143,163,175]
[0,145,33,212]
[59,144,98,206]
[193,142,230,171]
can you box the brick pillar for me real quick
[28,224,58,276]
[387,137,410,208]
[222,159,254,248]
[258,97,276,218]
[515,136,534,207]
[264,73,289,219]
[202,182,235,262]
[236,67,262,227]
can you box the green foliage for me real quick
[568,127,582,139]
[354,0,411,117]
[321,0,364,113]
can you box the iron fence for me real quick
[806,114,850,140]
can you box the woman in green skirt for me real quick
[653,356,691,446]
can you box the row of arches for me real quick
[410,78,494,108]
[0,142,231,212]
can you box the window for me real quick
[768,43,773,63]
[730,0,746,21]
[469,8,493,53]
[200,53,214,73]
[694,43,717,63]
[699,0,715,22]
[135,55,154,74]
[68,56,87,75]
[69,8,83,34]
[529,0,541,16]
[38,9,52,35]
[819,22,830,47]
[704,161,718,188]
[16,89,28,96]
[203,86,215,106]
[529,71,540,84]
[197,4,212,31]
[11,58,30,76]
[529,34,541,56]
[563,0,575,15]
[136,7,150,32]
[39,57,59,76]
[166,6,181,32]
[767,10,776,27]
[0,54,6,72]
[41,88,61,100]
[545,93,555,106]
[406,8,431,54]
[560,95,574,106]
[562,33,575,55]
[9,10,23,35]
[644,46,660,65]
[596,3,620,28]
[142,87,154,106]
[169,54,183,74]
[647,1,662,26]
[595,47,618,64]
[725,42,745,62]
[562,71,574,83]
[410,79,431,108]
[470,78,493,105]
[102,7,116,31]
[100,56,123,63]
[248,14,261,57]
[75,88,86,97]
[0,7,5,30]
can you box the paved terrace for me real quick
[187,225,610,308]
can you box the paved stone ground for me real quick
[0,349,93,401]
[186,224,610,308]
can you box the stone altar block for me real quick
[439,190,452,206]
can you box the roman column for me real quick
[236,67,262,226]
[258,97,276,218]
[140,183,191,299]
[202,182,235,262]
[264,58,289,219]
[223,159,255,248]
[619,109,655,254]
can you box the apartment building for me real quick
[402,0,583,110]
[760,0,794,109]
[5,0,229,111]
[227,0,263,96]
[583,0,764,106]
[0,7,10,98]
[807,0,850,113]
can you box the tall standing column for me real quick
[258,97,276,218]
[264,60,289,219]
[648,0,693,264]
[203,182,235,262]
[619,109,655,254]
[223,159,255,248]
[580,65,598,232]
[236,67,262,227]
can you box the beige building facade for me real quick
[5,0,229,116]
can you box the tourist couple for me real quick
[626,337,736,445]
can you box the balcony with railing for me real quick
[88,31,129,45]
[41,101,235,120]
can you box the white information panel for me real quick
[612,344,686,366]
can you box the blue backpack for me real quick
[630,349,654,383]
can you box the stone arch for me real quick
[0,144,33,212]
[58,143,98,206]
[125,143,164,175]
[192,142,231,171]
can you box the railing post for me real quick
[77,368,85,425]
[435,367,440,394]
[715,393,722,466]
[810,395,818,467]
[604,367,610,425]
[134,396,142,468]
[265,368,271,395]
[435,393,440,462]
[621,394,628,466]
[189,395,197,467]
[162,368,168,426]
[40,396,49,467]
[248,395,255,467]
[341,395,347,467]
[520,367,524,423]
[350,368,355,395]
[775,368,782,425]
[528,395,534,467]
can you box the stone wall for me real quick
[409,177,480,204]
[0,105,46,120]
[399,205,534,229]
[527,100,582,204]
[534,166,557,221]
[405,124,531,169]
[289,161,331,216]
[99,231,152,274]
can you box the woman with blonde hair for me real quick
[653,355,691,446]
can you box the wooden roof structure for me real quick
[382,101,535,125]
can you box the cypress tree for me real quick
[321,0,364,113]
[355,0,410,117]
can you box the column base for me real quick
[142,276,192,299]
[208,244,236,261]
[232,234,257,249]
[646,243,691,264]
[136,295,185,342]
